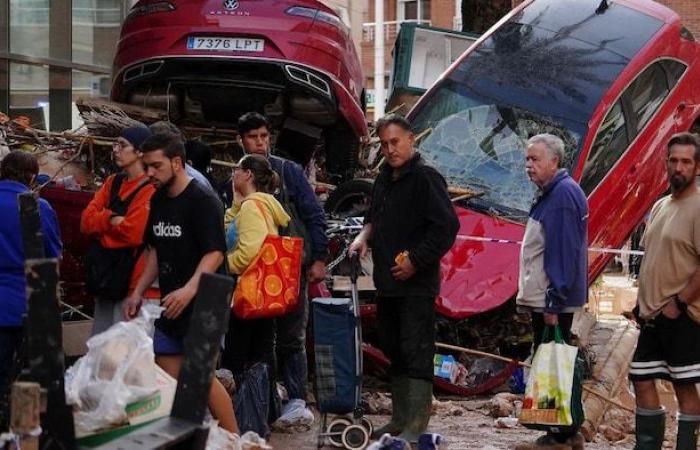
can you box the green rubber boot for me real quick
[371,376,408,438]
[676,414,700,450]
[397,378,433,444]
[634,407,666,450]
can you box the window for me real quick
[580,59,687,194]
[10,62,49,130]
[398,0,430,22]
[661,59,686,88]
[627,63,668,132]
[580,101,627,194]
[73,0,126,66]
[10,0,50,58]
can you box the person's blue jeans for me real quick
[0,327,23,430]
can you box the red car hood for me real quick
[437,206,525,319]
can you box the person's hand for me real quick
[391,256,416,281]
[348,238,368,258]
[307,260,326,283]
[162,285,197,319]
[110,215,125,226]
[543,312,559,325]
[233,185,243,206]
[661,299,682,320]
[123,294,143,320]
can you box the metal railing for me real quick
[361,19,431,42]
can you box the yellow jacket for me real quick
[224,192,291,274]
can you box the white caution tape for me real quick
[455,235,644,256]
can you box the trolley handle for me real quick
[348,252,361,284]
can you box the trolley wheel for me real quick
[342,424,370,450]
[327,417,352,448]
[361,417,374,437]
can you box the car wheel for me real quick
[325,179,373,217]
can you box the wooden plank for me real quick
[10,382,41,450]
[23,258,76,448]
[90,417,208,450]
[170,273,234,425]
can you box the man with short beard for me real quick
[123,133,238,433]
[630,132,700,450]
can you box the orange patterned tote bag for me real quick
[233,200,303,319]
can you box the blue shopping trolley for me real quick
[313,254,372,449]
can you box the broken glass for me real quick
[415,84,581,218]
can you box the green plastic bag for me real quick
[519,325,585,433]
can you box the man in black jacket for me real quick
[350,115,459,443]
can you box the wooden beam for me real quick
[10,382,42,450]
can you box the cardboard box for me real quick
[434,354,459,384]
[62,320,93,357]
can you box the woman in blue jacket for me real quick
[0,151,62,430]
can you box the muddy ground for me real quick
[268,397,636,449]
[267,274,652,449]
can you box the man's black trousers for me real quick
[376,295,435,380]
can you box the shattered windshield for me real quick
[412,81,582,219]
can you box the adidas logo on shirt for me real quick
[153,221,182,238]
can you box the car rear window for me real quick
[444,0,664,129]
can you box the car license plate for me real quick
[187,36,264,52]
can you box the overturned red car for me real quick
[112,0,368,180]
[408,0,700,319]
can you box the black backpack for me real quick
[84,173,149,301]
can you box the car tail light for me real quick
[126,1,176,21]
[285,6,318,20]
[285,6,347,33]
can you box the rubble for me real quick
[488,393,522,418]
[431,399,467,417]
[362,391,393,415]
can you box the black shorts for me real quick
[629,312,700,385]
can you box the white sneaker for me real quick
[277,399,314,425]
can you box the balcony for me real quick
[362,19,431,42]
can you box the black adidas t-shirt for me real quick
[145,179,226,337]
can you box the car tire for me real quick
[325,178,373,217]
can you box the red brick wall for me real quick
[655,0,700,37]
[430,0,458,30]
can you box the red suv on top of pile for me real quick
[111,0,367,180]
[407,0,700,319]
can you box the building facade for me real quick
[0,0,133,131]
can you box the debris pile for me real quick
[488,393,523,418]
[362,392,393,415]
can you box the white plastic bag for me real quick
[205,420,240,450]
[203,421,272,450]
[65,303,164,431]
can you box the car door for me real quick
[578,59,688,276]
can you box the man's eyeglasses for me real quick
[112,141,132,152]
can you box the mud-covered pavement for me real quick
[268,397,635,449]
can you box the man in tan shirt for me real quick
[630,132,700,450]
